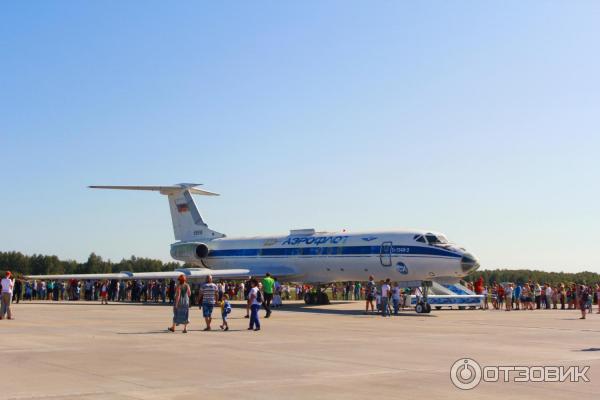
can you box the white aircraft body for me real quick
[28,184,480,312]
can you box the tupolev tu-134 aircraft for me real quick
[29,183,480,313]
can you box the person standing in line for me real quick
[513,284,521,310]
[25,281,32,301]
[199,275,218,331]
[579,285,590,320]
[1,271,15,320]
[119,280,126,302]
[496,284,505,310]
[168,279,175,304]
[100,281,109,305]
[596,284,600,314]
[365,276,376,314]
[262,273,275,318]
[545,284,553,310]
[12,278,22,304]
[391,282,401,315]
[272,278,282,308]
[217,281,225,302]
[504,283,513,311]
[354,282,360,301]
[238,281,245,302]
[534,283,542,309]
[573,284,580,309]
[380,279,391,317]
[248,279,261,331]
[169,274,191,333]
[482,285,489,310]
[244,277,252,318]
[558,284,565,310]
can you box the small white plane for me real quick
[29,183,480,313]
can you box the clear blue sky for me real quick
[1,1,599,272]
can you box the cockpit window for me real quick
[425,234,448,244]
[414,235,426,243]
[425,234,439,244]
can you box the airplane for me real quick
[28,183,480,313]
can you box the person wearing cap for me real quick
[1,271,15,320]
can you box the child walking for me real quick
[219,294,232,331]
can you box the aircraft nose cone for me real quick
[460,253,480,273]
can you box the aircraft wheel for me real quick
[304,293,315,305]
[415,303,424,314]
[425,304,432,313]
[317,292,330,305]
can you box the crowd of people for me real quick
[6,276,299,305]
[3,269,600,325]
[468,278,600,319]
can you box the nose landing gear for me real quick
[415,281,432,314]
[304,286,330,305]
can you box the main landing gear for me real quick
[304,286,330,305]
[415,280,432,314]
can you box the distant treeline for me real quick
[0,251,186,276]
[467,269,600,286]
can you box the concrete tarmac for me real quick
[1,301,599,400]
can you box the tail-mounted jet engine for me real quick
[170,242,210,263]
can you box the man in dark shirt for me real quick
[13,279,22,303]
[365,276,376,314]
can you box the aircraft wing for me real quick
[25,266,299,281]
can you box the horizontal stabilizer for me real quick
[89,184,219,196]
[89,183,222,241]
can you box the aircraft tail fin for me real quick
[89,183,225,242]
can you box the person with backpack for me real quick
[219,293,232,331]
[248,279,262,331]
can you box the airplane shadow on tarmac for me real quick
[21,300,435,317]
[230,302,437,318]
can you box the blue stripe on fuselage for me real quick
[207,245,460,258]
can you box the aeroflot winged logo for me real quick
[282,236,349,246]
[361,236,378,242]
